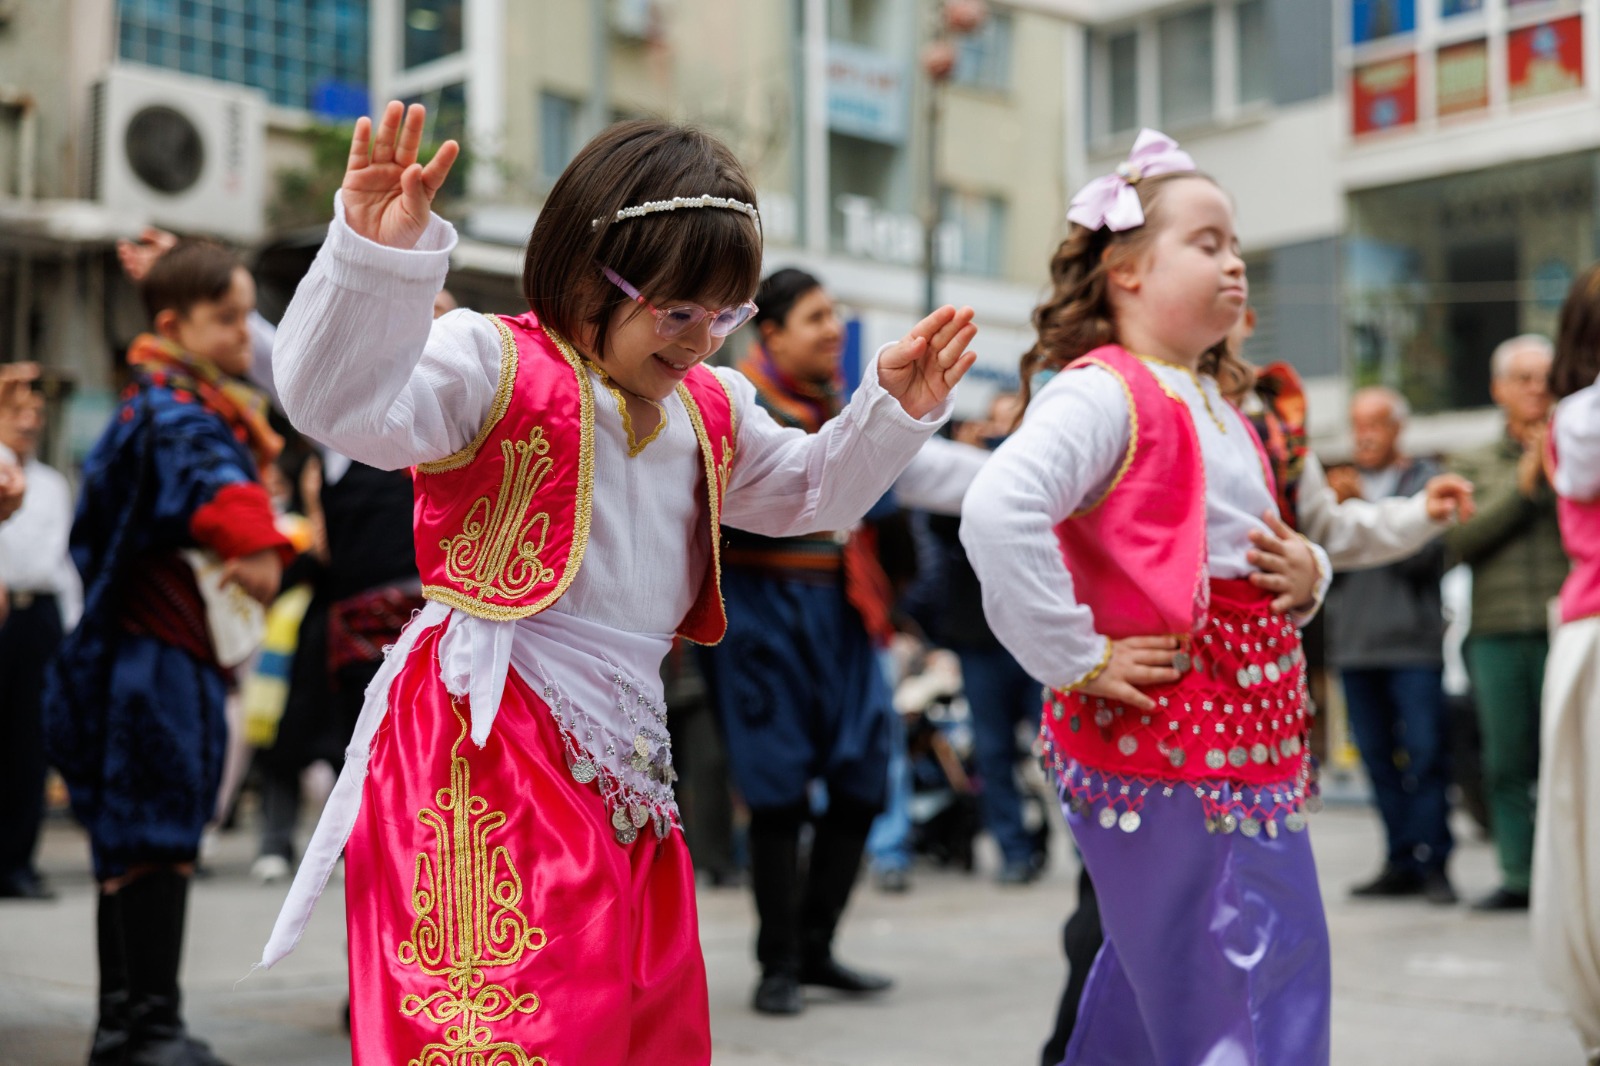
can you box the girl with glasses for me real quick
[255,102,977,1066]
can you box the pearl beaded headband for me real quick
[592,193,761,230]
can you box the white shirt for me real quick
[960,361,1330,691]
[1554,373,1600,501]
[0,457,83,629]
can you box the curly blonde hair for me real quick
[1019,172,1252,409]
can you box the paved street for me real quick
[0,802,1584,1065]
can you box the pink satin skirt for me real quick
[344,623,711,1066]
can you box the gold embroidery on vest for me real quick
[420,326,597,621]
[676,380,731,645]
[398,701,548,1066]
[417,314,521,474]
[440,427,557,602]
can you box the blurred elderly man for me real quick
[1446,335,1568,911]
[1327,387,1455,904]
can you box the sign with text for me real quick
[1352,54,1418,134]
[1509,16,1584,102]
[827,43,907,145]
[1437,39,1489,116]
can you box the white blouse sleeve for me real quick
[892,436,989,516]
[716,354,954,537]
[959,369,1131,691]
[1296,451,1445,572]
[271,193,502,470]
[1554,375,1600,501]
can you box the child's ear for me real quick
[1103,246,1141,295]
[153,308,183,342]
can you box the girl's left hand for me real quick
[878,306,979,420]
[1247,510,1321,614]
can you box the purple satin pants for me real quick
[1060,789,1331,1066]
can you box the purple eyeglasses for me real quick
[601,267,758,340]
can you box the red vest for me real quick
[413,311,735,643]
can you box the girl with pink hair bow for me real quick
[961,130,1334,1065]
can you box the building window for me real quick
[1236,0,1271,107]
[1159,6,1215,129]
[403,0,464,70]
[829,0,890,48]
[116,0,369,114]
[940,188,1007,277]
[1088,28,1140,140]
[539,92,581,186]
[952,11,1013,92]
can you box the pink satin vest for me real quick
[1551,430,1600,624]
[1053,346,1213,641]
[413,311,735,644]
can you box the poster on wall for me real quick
[1441,0,1483,15]
[1352,0,1416,44]
[1352,54,1418,134]
[1437,39,1489,116]
[1508,16,1584,102]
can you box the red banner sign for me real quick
[1508,16,1584,103]
[1352,54,1418,135]
[1437,39,1489,116]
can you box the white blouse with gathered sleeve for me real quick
[272,193,953,638]
[1554,373,1600,502]
[960,362,1331,692]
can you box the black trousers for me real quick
[0,594,63,879]
[1040,864,1104,1066]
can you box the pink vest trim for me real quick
[1551,429,1600,624]
[412,311,735,643]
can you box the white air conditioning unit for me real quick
[91,64,266,242]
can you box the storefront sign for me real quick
[1352,54,1418,135]
[827,43,907,145]
[1437,39,1489,116]
[1352,0,1415,44]
[1442,0,1484,15]
[1508,16,1584,102]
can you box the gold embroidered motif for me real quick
[398,703,548,1066]
[592,365,666,457]
[677,381,732,646]
[420,325,597,621]
[418,314,520,474]
[439,427,557,601]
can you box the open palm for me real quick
[341,100,460,249]
[877,306,979,420]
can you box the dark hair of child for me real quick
[754,268,824,331]
[1019,171,1251,407]
[139,238,242,321]
[522,119,763,361]
[1552,262,1600,400]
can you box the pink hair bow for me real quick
[1067,128,1197,233]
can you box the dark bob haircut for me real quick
[140,238,242,321]
[522,119,763,360]
[754,268,824,331]
[1553,262,1600,401]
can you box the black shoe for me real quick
[117,870,233,1066]
[798,955,893,994]
[1350,866,1423,898]
[1422,868,1458,906]
[875,867,911,894]
[997,860,1040,886]
[0,869,57,900]
[752,972,804,1015]
[1472,887,1530,912]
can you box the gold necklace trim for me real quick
[592,365,666,457]
[1136,354,1227,435]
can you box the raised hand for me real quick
[116,227,179,282]
[878,305,979,420]
[1423,473,1476,523]
[341,100,460,250]
[1077,635,1182,711]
